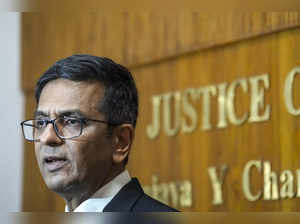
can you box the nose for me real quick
[39,123,64,146]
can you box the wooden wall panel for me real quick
[131,33,273,211]
[129,29,300,211]
[22,12,300,90]
[21,13,300,211]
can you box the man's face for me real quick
[35,79,114,196]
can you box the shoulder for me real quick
[103,177,179,212]
[133,193,179,212]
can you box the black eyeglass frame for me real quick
[20,117,119,142]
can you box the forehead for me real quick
[37,79,104,116]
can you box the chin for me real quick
[47,175,83,197]
[44,175,70,193]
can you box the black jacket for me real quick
[103,178,178,212]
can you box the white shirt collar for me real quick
[65,170,131,212]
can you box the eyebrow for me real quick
[34,109,88,118]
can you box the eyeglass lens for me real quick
[22,118,83,141]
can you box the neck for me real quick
[64,166,125,212]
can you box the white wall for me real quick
[0,13,23,212]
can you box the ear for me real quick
[112,124,134,164]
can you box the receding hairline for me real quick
[36,78,107,117]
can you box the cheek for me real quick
[65,129,114,177]
[67,142,91,178]
[34,143,42,167]
[74,141,111,175]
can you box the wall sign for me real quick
[146,67,300,139]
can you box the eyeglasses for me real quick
[20,117,117,142]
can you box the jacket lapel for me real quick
[103,178,144,212]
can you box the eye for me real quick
[35,119,47,129]
[63,117,82,126]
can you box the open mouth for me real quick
[44,156,68,171]
[45,157,67,163]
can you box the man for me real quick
[21,55,177,212]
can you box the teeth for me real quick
[45,158,66,163]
